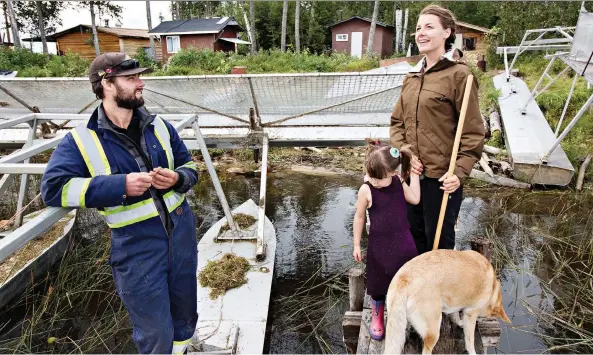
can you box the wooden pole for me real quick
[432,75,474,251]
[470,236,493,263]
[348,267,364,311]
[576,154,592,191]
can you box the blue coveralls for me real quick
[41,105,198,354]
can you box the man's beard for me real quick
[114,84,144,109]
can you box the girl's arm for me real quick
[353,185,370,262]
[402,173,421,205]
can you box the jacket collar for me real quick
[409,48,463,74]
[88,103,155,132]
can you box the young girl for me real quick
[352,143,421,340]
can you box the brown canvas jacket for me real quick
[390,50,485,181]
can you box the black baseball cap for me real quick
[89,52,153,83]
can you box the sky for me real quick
[4,1,175,54]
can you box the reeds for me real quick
[273,262,356,354]
[0,229,133,354]
[479,189,593,353]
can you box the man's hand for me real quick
[150,167,179,190]
[439,173,461,193]
[411,155,423,176]
[125,172,153,197]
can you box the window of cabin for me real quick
[336,34,349,42]
[166,36,180,53]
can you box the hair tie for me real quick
[390,147,400,158]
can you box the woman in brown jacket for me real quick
[390,5,485,254]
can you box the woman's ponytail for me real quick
[398,146,413,181]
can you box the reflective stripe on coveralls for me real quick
[152,116,174,170]
[65,122,186,228]
[172,339,192,355]
[61,178,92,208]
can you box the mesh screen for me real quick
[0,73,406,124]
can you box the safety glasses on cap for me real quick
[104,59,141,75]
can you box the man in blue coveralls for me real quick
[41,52,198,354]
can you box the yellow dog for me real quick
[383,249,511,354]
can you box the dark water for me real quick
[1,170,591,353]
[189,171,359,353]
[189,171,592,354]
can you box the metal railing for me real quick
[0,113,269,263]
[498,5,593,165]
[0,70,412,264]
[501,26,575,82]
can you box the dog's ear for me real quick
[494,306,511,323]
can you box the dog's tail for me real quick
[383,287,408,354]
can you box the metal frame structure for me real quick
[0,113,269,262]
[0,72,407,149]
[503,26,576,82]
[0,67,410,267]
[500,2,593,165]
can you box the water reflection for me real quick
[192,172,593,354]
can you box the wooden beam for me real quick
[477,317,502,348]
[479,155,494,177]
[470,169,531,189]
[349,267,365,312]
[470,236,493,263]
[343,311,362,353]
[356,310,372,354]
[576,154,592,191]
[483,145,507,156]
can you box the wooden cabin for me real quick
[329,16,395,58]
[40,24,161,62]
[149,17,249,62]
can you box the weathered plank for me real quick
[479,157,495,177]
[477,317,502,348]
[489,110,501,134]
[577,154,592,191]
[349,267,365,312]
[470,169,531,189]
[363,293,371,309]
[351,237,503,354]
[470,236,493,263]
[356,309,372,354]
[343,311,363,354]
[483,145,507,156]
[357,303,485,353]
[57,31,121,59]
[367,331,384,354]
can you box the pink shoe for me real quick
[369,298,385,340]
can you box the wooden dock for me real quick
[342,237,502,354]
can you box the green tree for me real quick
[75,1,123,56]
[14,1,68,54]
[6,0,20,48]
[366,0,380,56]
[178,1,222,19]
[495,2,583,45]
[281,0,288,51]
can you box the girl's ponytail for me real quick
[364,138,383,156]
